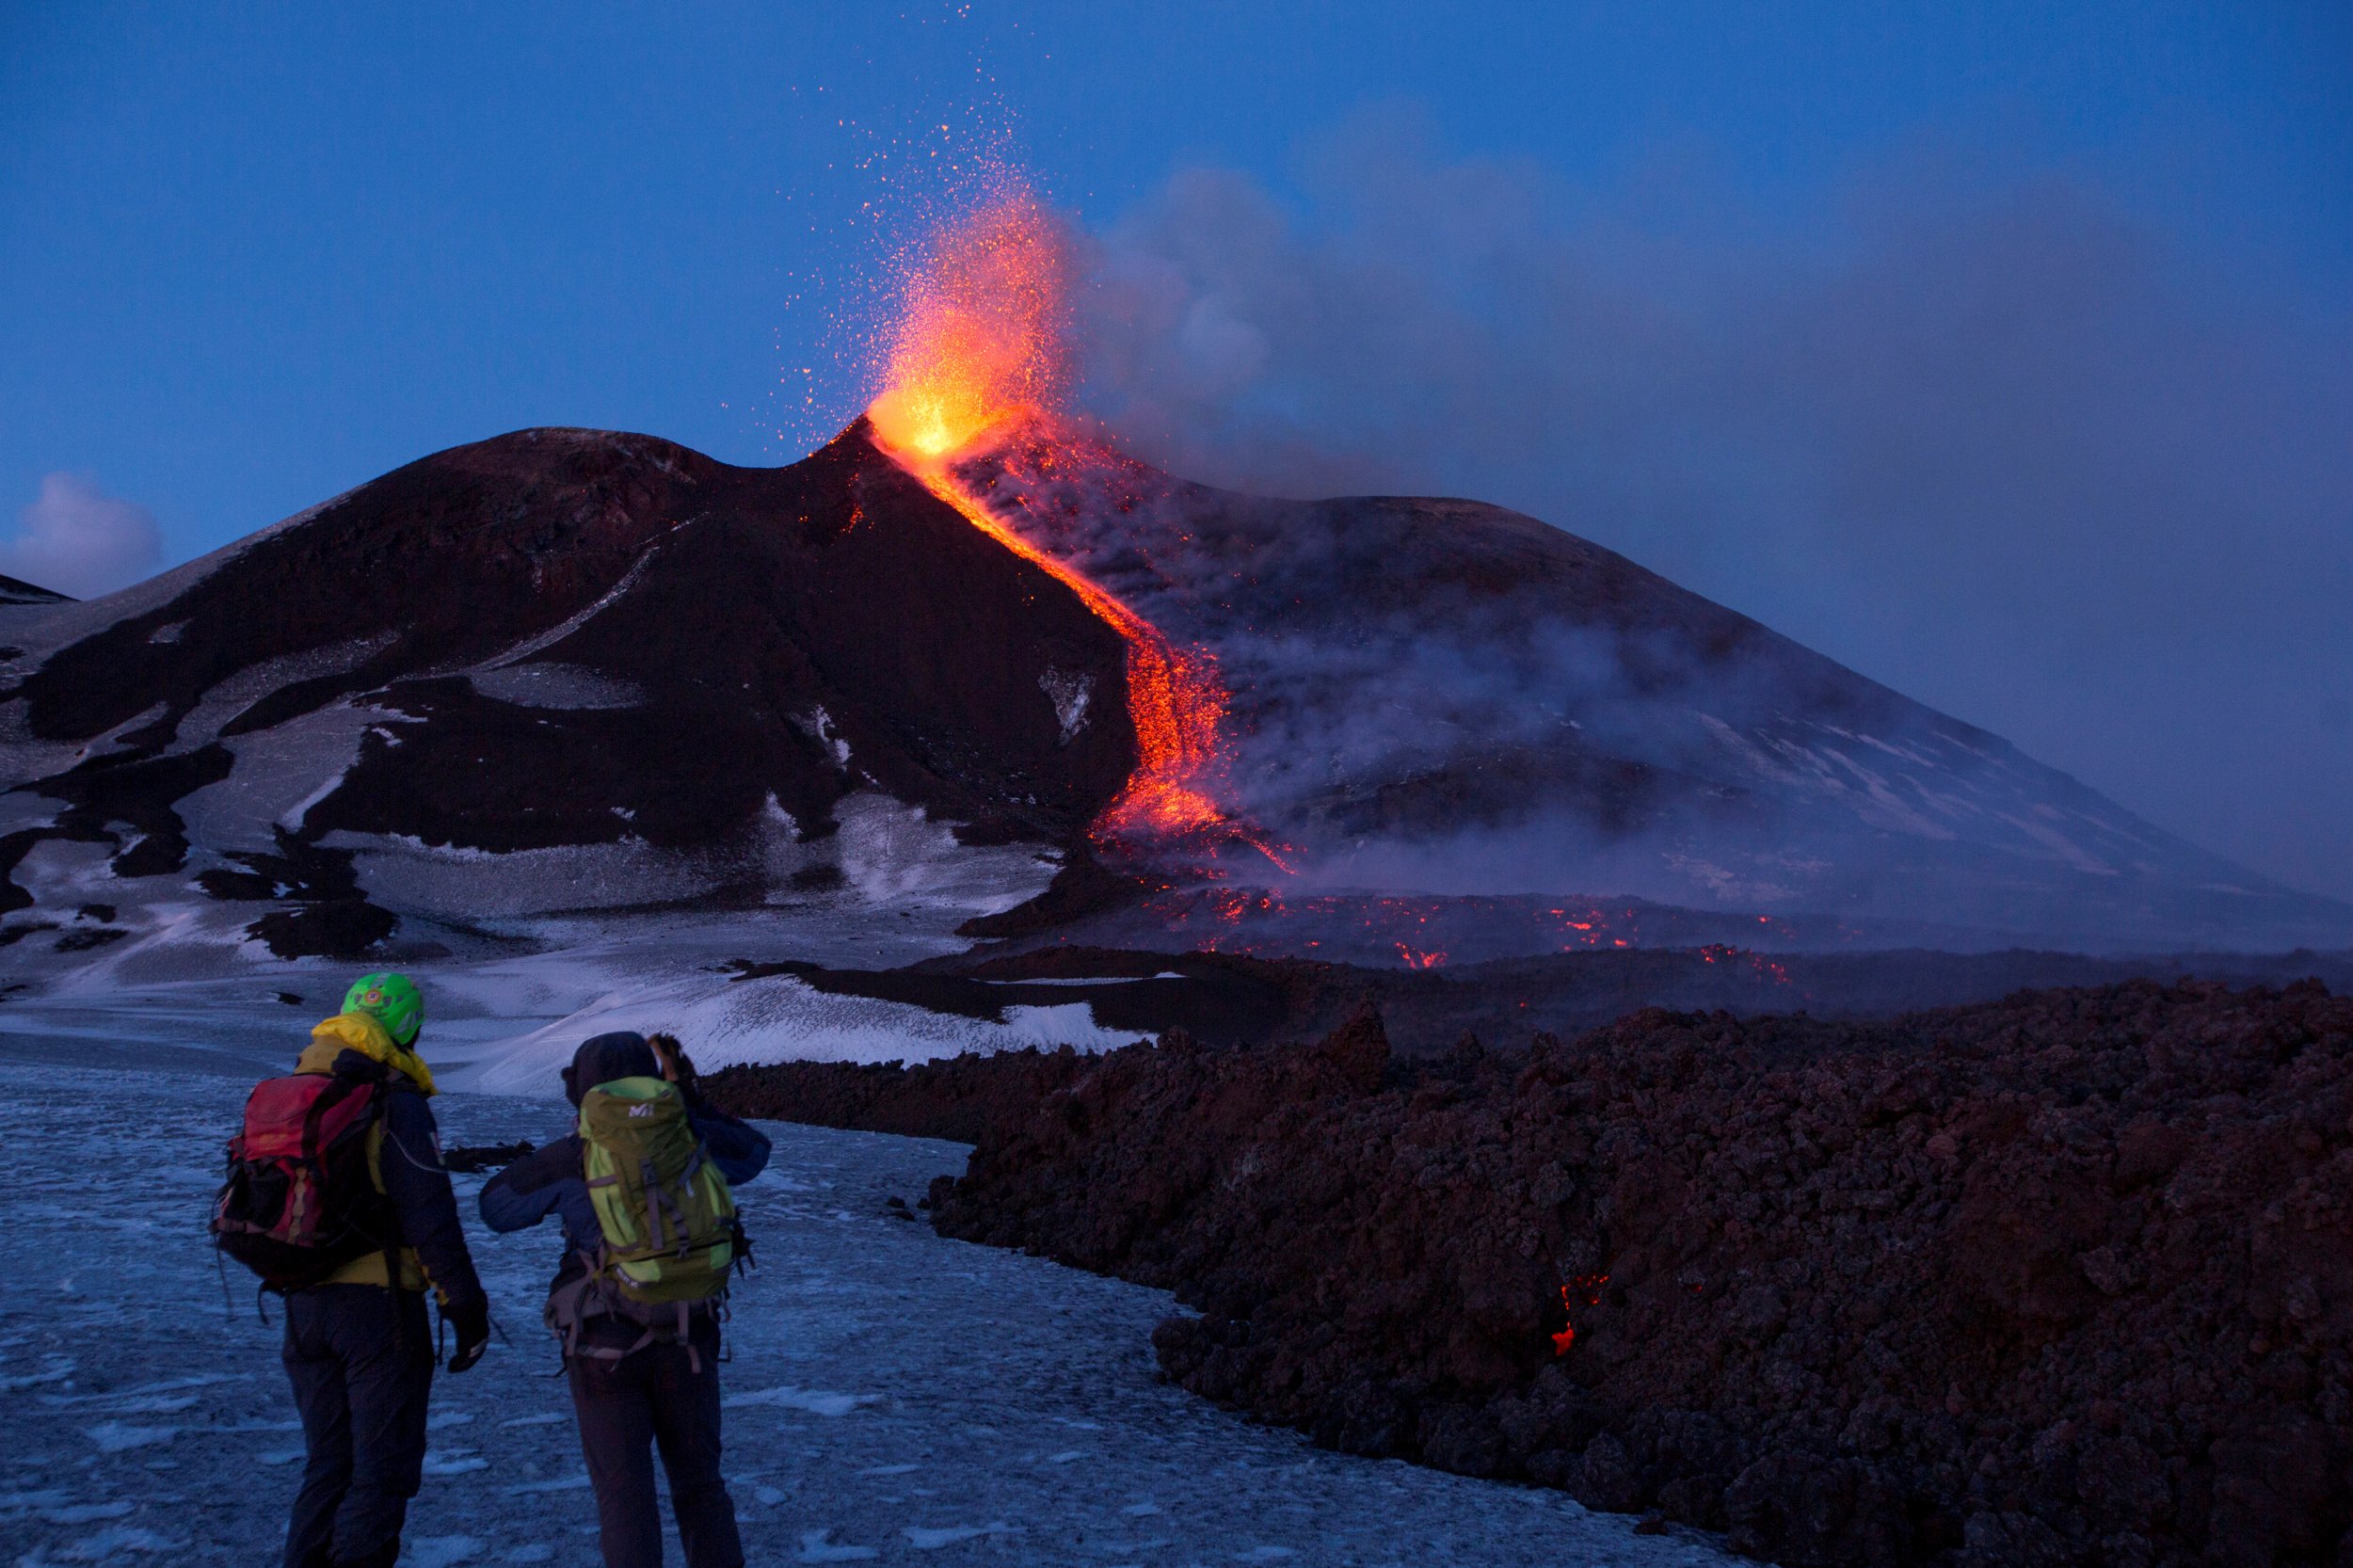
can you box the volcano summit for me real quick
[0,418,2343,965]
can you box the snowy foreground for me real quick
[0,1040,1734,1568]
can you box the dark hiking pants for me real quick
[567,1318,744,1568]
[280,1285,433,1568]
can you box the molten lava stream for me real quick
[875,435,1239,847]
[862,182,1284,868]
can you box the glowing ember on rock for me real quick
[866,183,1273,859]
[1553,1273,1610,1355]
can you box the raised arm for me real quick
[688,1104,772,1188]
[478,1136,581,1233]
[654,1032,773,1187]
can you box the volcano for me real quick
[0,418,2344,963]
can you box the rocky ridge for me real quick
[872,981,2353,1566]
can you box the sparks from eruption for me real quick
[865,182,1271,856]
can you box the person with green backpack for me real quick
[479,1030,769,1568]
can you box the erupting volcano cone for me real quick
[5,181,2341,954]
[865,185,1279,870]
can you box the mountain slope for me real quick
[949,428,2348,947]
[0,421,2342,958]
[0,425,1130,949]
[0,572,70,607]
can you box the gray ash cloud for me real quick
[1063,118,2353,902]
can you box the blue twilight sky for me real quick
[4,3,2350,901]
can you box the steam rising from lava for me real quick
[867,183,1277,868]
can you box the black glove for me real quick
[445,1297,490,1374]
[649,1032,701,1102]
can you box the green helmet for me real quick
[344,971,424,1048]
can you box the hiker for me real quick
[480,1030,770,1568]
[215,971,491,1568]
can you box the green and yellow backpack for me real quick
[556,1076,742,1361]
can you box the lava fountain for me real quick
[866,186,1273,864]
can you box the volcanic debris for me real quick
[712,979,2353,1568]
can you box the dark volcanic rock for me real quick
[248,897,397,961]
[911,981,2353,1567]
[0,422,1137,927]
[703,1047,1100,1147]
[440,1140,536,1174]
[716,938,2353,1064]
[726,947,1296,1048]
[4,419,2344,949]
[11,422,1131,848]
[0,571,69,607]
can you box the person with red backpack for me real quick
[215,972,490,1568]
[480,1030,769,1568]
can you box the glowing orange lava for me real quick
[866,184,1253,852]
[867,188,1070,461]
[1554,1274,1610,1355]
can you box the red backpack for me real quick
[213,1069,397,1291]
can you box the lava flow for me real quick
[1552,1273,1610,1355]
[865,185,1266,860]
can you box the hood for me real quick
[562,1031,661,1106]
[299,1011,439,1096]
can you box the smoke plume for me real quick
[2,472,163,600]
[1064,119,2353,903]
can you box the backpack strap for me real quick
[640,1157,665,1252]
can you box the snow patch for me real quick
[0,790,63,838]
[1997,811,2119,876]
[279,759,356,833]
[323,792,1050,924]
[794,707,853,768]
[469,663,644,712]
[480,548,667,670]
[178,696,386,853]
[168,632,400,751]
[0,698,166,789]
[725,1386,879,1418]
[458,970,1145,1096]
[23,1524,186,1560]
[1040,668,1093,744]
[904,1523,1016,1549]
[80,1423,175,1453]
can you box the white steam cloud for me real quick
[1,472,164,600]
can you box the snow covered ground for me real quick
[0,1039,1736,1568]
[0,888,1150,1096]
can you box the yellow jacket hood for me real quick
[300,1011,439,1096]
